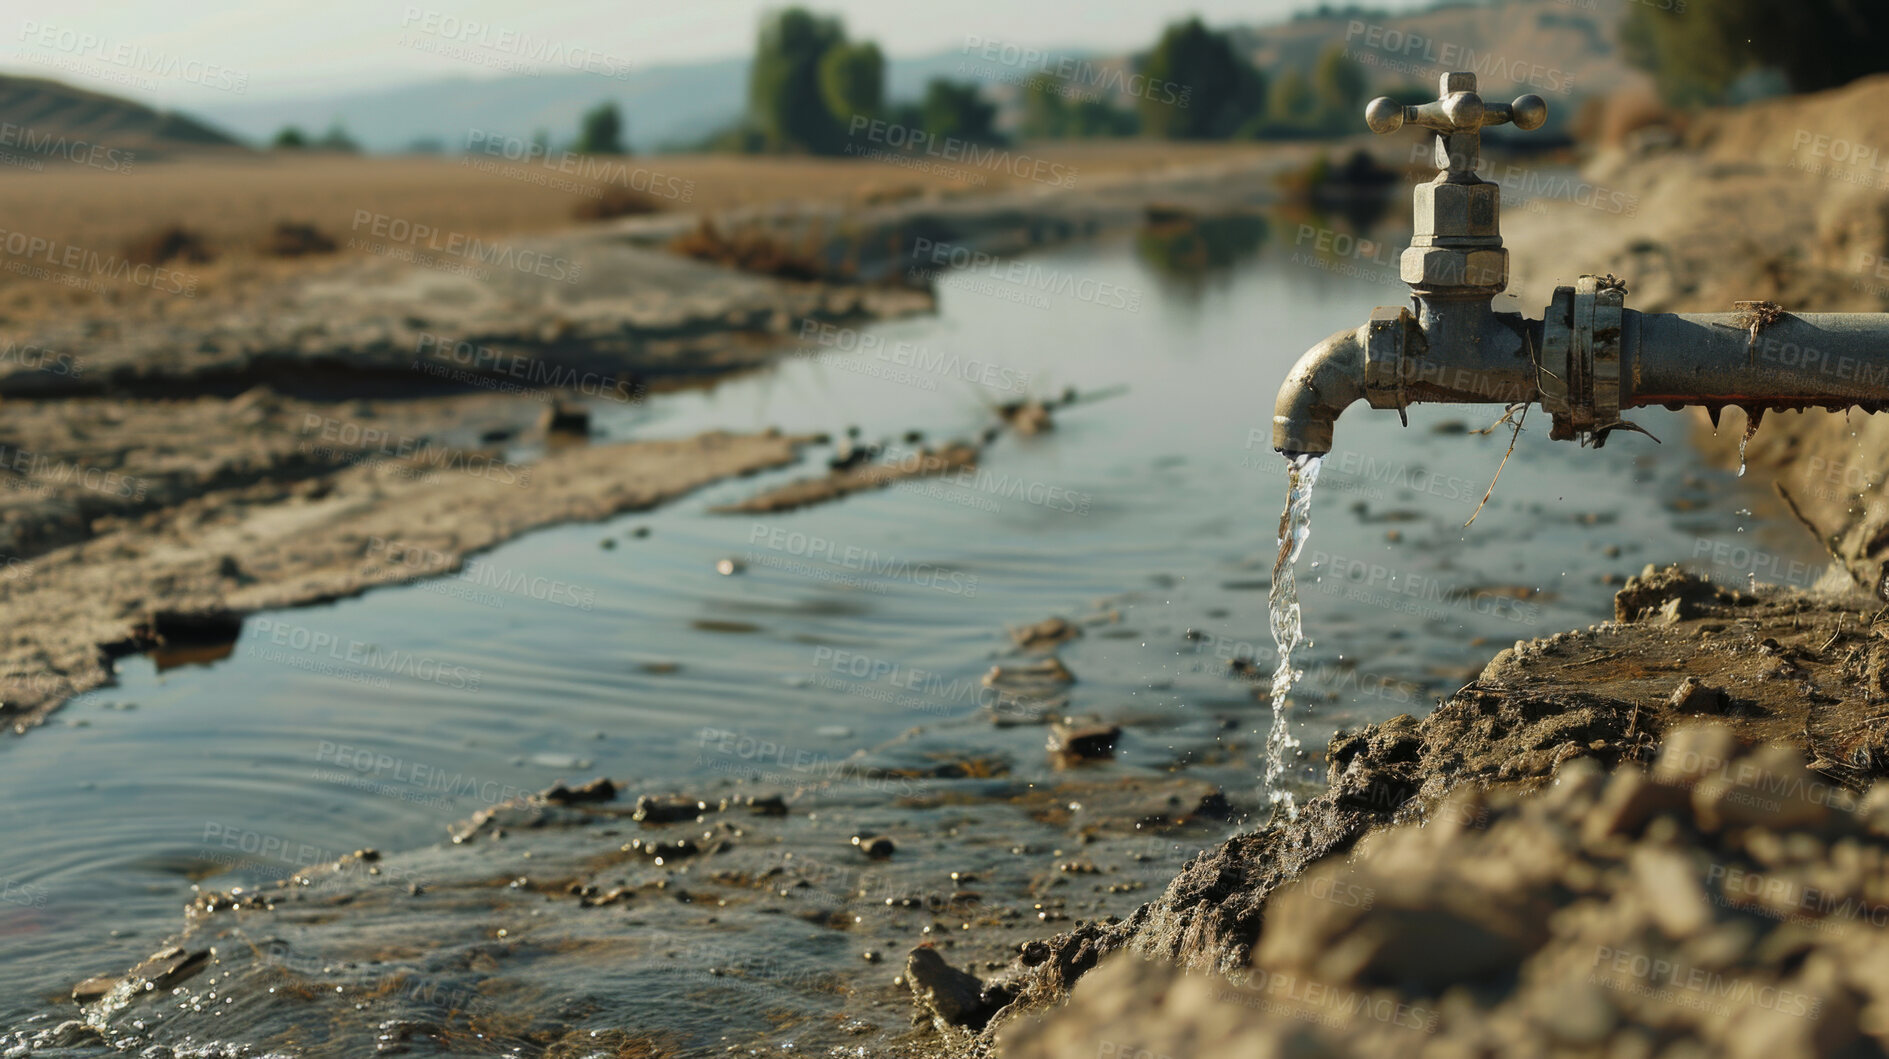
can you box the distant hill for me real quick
[191,51,985,155]
[0,74,245,159]
[77,0,1638,158]
[1239,1,1642,125]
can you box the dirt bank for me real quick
[0,422,812,733]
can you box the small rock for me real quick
[71,974,119,1002]
[743,794,789,816]
[1651,723,1739,788]
[543,777,617,805]
[1668,676,1728,715]
[1584,768,1688,843]
[46,1021,104,1048]
[1631,847,1711,938]
[1010,617,1081,651]
[906,947,996,1031]
[853,834,896,859]
[633,794,706,824]
[540,401,589,436]
[1048,721,1121,763]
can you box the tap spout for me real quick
[1272,324,1368,457]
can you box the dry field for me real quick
[0,140,1272,329]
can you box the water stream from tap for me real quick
[1265,452,1324,820]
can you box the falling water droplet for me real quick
[1265,453,1323,820]
[1737,407,1766,477]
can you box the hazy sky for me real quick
[5,0,1432,106]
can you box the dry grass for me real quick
[0,141,1271,327]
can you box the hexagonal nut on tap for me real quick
[1413,180,1501,240]
[1400,246,1508,293]
[1363,306,1412,409]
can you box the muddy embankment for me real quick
[0,151,1300,738]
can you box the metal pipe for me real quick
[1271,73,1889,458]
[1628,312,1889,411]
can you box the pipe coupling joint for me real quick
[1363,305,1418,411]
[1540,274,1625,444]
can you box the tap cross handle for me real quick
[1364,72,1546,178]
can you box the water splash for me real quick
[1265,453,1323,820]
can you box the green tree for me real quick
[1137,18,1266,139]
[749,8,847,153]
[1623,0,1889,105]
[1020,73,1070,139]
[575,102,626,154]
[920,79,1000,143]
[1313,45,1368,130]
[1268,69,1316,131]
[314,122,359,152]
[272,126,306,149]
[819,40,884,124]
[531,128,551,155]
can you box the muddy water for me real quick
[0,225,1820,1042]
